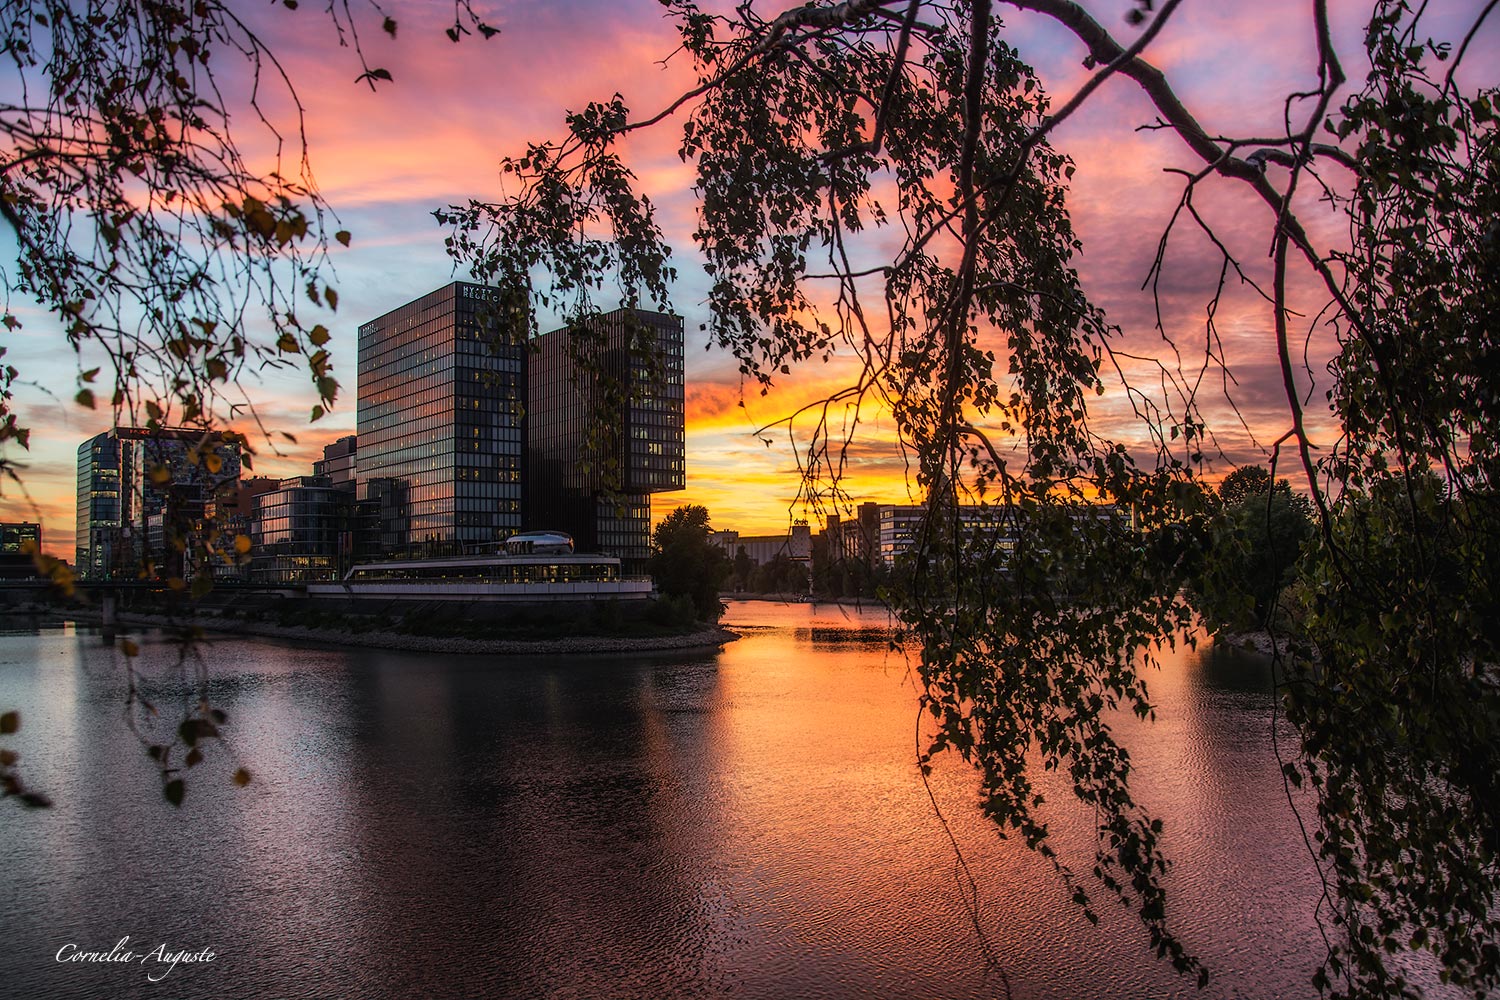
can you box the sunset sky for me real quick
[2,0,1494,558]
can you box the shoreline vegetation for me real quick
[23,606,740,657]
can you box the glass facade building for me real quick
[313,435,357,490]
[526,308,685,568]
[75,427,241,580]
[357,283,526,555]
[250,476,354,584]
[76,431,124,579]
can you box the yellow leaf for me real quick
[234,534,251,555]
[120,638,139,657]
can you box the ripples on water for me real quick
[0,602,1345,998]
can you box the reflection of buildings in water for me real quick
[795,626,897,648]
[333,652,732,995]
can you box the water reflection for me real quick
[0,602,1342,999]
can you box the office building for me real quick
[76,427,241,580]
[1,521,41,554]
[0,522,41,579]
[526,308,685,569]
[313,435,357,490]
[249,475,355,584]
[356,282,526,555]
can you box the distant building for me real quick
[526,308,685,570]
[875,502,1130,568]
[356,282,525,555]
[711,523,811,566]
[825,502,880,570]
[877,504,1016,568]
[0,522,40,554]
[75,427,241,580]
[0,522,41,579]
[313,435,357,491]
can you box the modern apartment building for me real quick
[356,282,526,555]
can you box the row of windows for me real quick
[360,438,523,472]
[350,561,621,584]
[379,495,524,514]
[454,467,523,482]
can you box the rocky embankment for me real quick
[1216,629,1308,660]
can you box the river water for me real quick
[1,601,1331,999]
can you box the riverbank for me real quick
[1215,628,1310,660]
[57,608,740,657]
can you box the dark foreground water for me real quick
[1,602,1337,999]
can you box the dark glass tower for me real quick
[76,430,123,579]
[75,427,242,580]
[526,308,685,568]
[356,282,526,555]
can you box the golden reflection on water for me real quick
[0,605,1340,1000]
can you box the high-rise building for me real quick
[356,282,526,555]
[75,427,241,580]
[526,308,685,568]
[76,431,124,579]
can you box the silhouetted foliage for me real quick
[746,553,810,595]
[1195,467,1314,631]
[648,505,730,621]
[444,1,1500,995]
[0,0,497,807]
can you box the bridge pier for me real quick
[101,593,116,645]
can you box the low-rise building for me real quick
[249,476,355,585]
